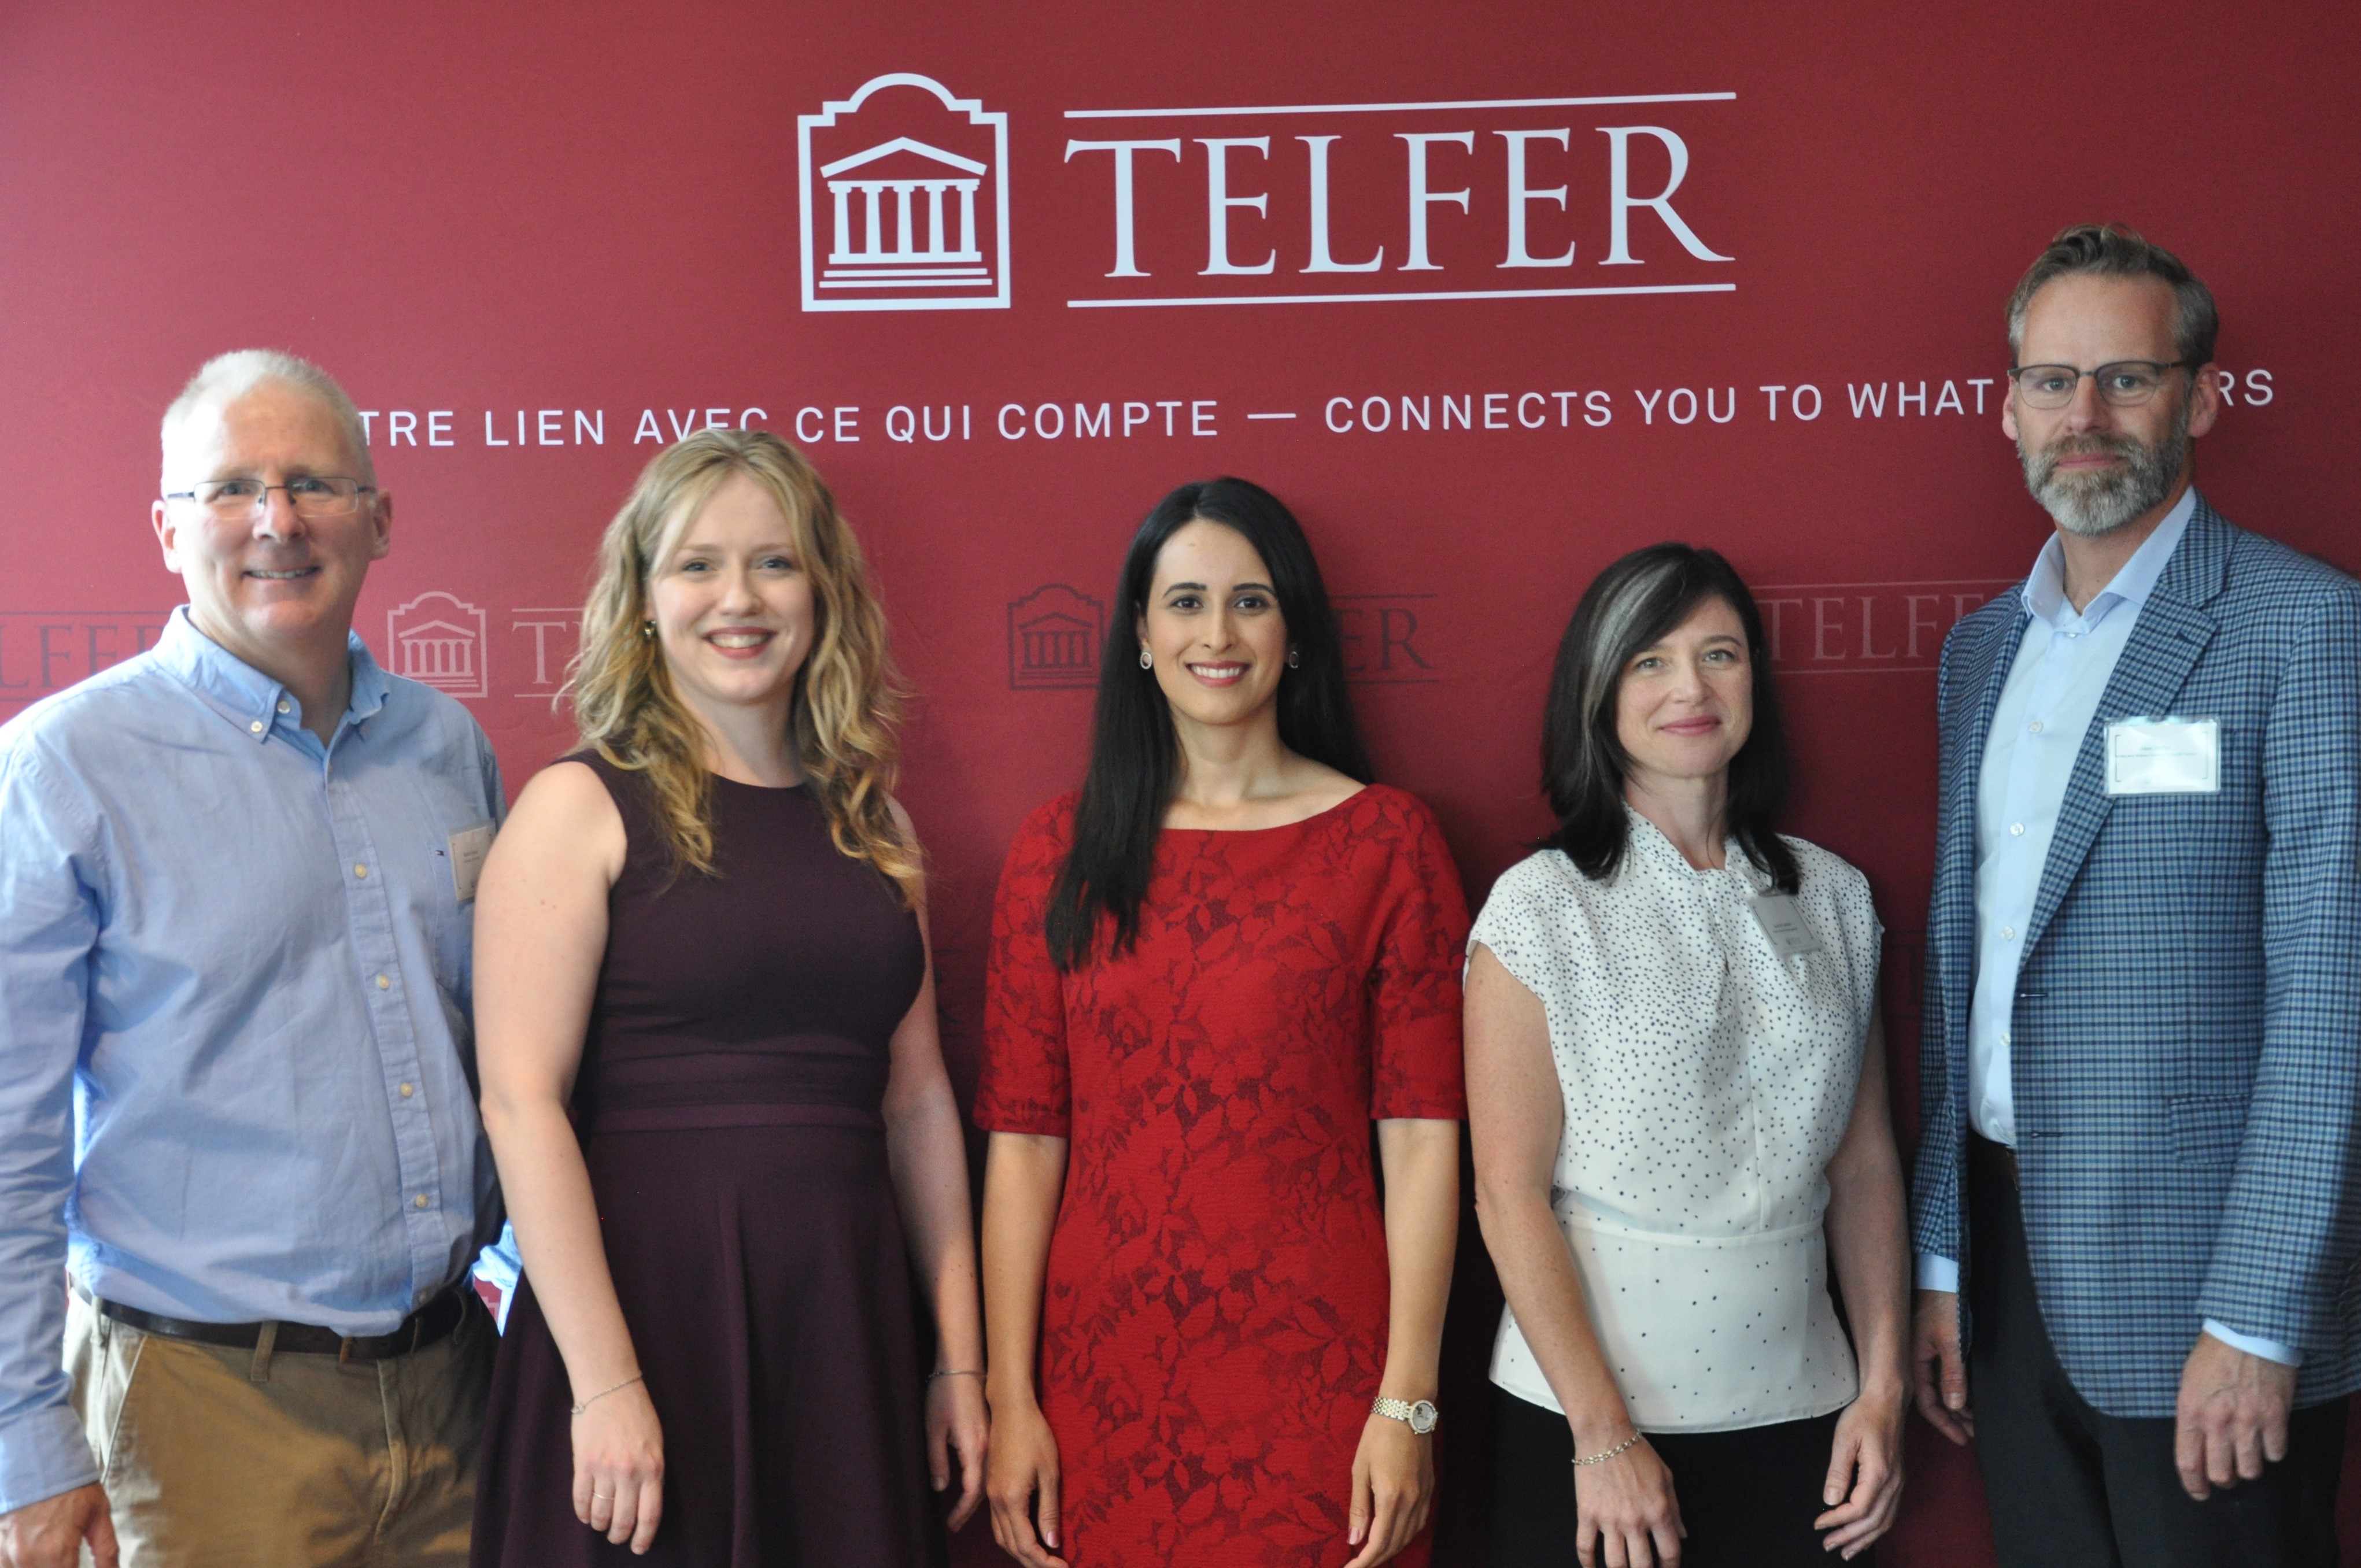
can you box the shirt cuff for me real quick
[2202,1319,2303,1367]
[1915,1253,1961,1293]
[0,1403,100,1515]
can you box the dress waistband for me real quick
[584,1046,886,1135]
[589,1102,885,1135]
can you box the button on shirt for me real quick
[1915,493,2293,1365]
[0,609,504,1510]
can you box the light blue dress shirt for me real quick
[0,609,505,1510]
[1915,491,2295,1366]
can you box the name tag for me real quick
[2105,717,2219,796]
[448,824,496,903]
[1749,892,1823,957]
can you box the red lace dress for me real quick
[976,785,1468,1568]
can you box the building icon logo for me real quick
[1008,585,1103,690]
[387,591,488,698]
[799,73,1010,312]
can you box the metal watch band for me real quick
[1370,1396,1440,1434]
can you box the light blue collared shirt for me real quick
[0,609,504,1510]
[1915,492,2294,1365]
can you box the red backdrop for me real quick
[4,2,2355,1560]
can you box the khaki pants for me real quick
[66,1290,492,1567]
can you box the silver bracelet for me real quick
[929,1369,985,1380]
[570,1373,644,1417]
[1572,1432,1643,1467]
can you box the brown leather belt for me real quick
[1970,1133,2020,1190]
[74,1281,469,1362]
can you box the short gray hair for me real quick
[2005,223,2218,368]
[160,349,374,484]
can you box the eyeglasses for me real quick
[161,475,376,518]
[2008,360,2198,411]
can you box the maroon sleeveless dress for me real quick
[471,756,941,1567]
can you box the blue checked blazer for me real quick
[1909,495,2361,1418]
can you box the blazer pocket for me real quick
[2167,1094,2248,1166]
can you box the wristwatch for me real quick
[1370,1396,1440,1435]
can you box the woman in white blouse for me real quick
[1466,544,1909,1567]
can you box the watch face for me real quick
[1409,1401,1438,1434]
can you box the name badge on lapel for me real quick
[1749,893,1823,957]
[2104,717,2219,796]
[448,824,496,903]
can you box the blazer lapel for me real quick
[1934,600,2030,1024]
[2019,506,2231,955]
[1953,607,2027,805]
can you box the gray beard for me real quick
[2019,410,2189,538]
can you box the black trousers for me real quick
[1487,1385,1854,1567]
[1965,1137,2346,1567]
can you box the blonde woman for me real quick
[468,431,986,1565]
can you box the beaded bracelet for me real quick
[1572,1432,1643,1467]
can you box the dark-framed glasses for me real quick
[2008,360,2197,411]
[162,475,375,518]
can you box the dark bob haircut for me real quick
[1539,542,1798,893]
[1044,478,1371,970]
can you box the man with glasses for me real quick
[1907,224,2361,1565]
[0,351,503,1566]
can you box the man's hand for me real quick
[0,1482,118,1568]
[1910,1289,1974,1445]
[2175,1332,2297,1500]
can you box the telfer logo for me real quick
[387,591,489,698]
[1008,585,1104,690]
[1754,580,2016,673]
[799,73,1011,312]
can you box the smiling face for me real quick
[645,470,816,726]
[1614,595,1754,796]
[2002,271,2218,536]
[151,379,390,676]
[1136,517,1290,733]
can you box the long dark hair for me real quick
[1045,478,1372,970]
[1539,542,1798,892]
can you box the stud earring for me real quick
[1139,647,1154,670]
[1286,648,1300,669]
[641,620,656,642]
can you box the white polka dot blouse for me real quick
[1470,808,1882,1433]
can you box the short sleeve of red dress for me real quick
[1368,792,1471,1121]
[974,795,1076,1137]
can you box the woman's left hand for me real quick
[1815,1381,1906,1559]
[926,1371,990,1530]
[1343,1411,1435,1568]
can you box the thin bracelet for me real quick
[1572,1432,1643,1467]
[929,1368,985,1380]
[570,1374,644,1416]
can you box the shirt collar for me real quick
[2020,485,2198,629]
[154,606,389,742]
[1623,804,1749,886]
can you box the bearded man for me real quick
[1906,224,2361,1567]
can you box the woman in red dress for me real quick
[977,478,1466,1568]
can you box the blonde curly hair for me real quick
[566,428,919,897]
